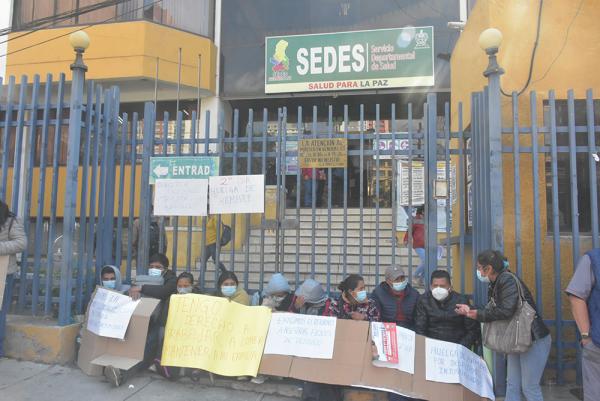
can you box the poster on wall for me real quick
[265,27,434,94]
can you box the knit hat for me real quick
[385,265,407,281]
[264,273,291,296]
[295,279,328,304]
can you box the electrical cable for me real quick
[0,0,163,59]
[500,0,543,97]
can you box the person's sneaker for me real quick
[236,376,249,381]
[104,365,122,387]
[251,375,267,384]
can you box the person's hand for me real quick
[455,304,471,316]
[581,337,592,347]
[294,296,306,310]
[351,311,367,321]
[128,286,142,300]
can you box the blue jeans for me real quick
[505,334,551,401]
[0,274,15,357]
[303,179,313,207]
[414,248,426,279]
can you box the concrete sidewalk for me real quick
[0,358,580,401]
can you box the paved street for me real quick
[0,358,581,401]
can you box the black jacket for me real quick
[414,291,480,348]
[141,269,177,326]
[477,269,550,341]
[371,282,420,329]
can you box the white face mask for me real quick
[431,287,450,301]
[148,268,162,277]
[177,287,193,294]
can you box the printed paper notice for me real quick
[264,313,337,359]
[86,287,140,340]
[161,294,272,377]
[371,322,399,364]
[209,175,265,214]
[372,323,415,374]
[425,338,495,400]
[154,179,208,216]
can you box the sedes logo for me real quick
[414,29,430,49]
[268,40,291,81]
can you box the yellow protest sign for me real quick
[161,294,272,377]
[298,138,348,168]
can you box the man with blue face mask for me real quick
[99,265,130,293]
[371,265,420,329]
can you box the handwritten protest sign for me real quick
[0,256,8,309]
[298,138,347,168]
[86,287,140,340]
[264,313,337,359]
[209,175,265,214]
[426,338,494,400]
[154,179,209,216]
[161,294,271,377]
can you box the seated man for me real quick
[371,265,420,329]
[104,254,176,387]
[414,269,480,349]
[99,265,130,293]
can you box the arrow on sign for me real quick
[153,165,169,177]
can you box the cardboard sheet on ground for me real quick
[161,294,271,377]
[154,178,208,216]
[77,292,159,376]
[0,256,8,310]
[260,319,493,401]
[86,287,140,339]
[209,175,265,214]
[264,313,336,359]
[426,338,495,400]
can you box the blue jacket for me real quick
[371,282,420,330]
[585,249,600,346]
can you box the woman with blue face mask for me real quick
[328,274,380,322]
[215,271,249,305]
[455,250,550,401]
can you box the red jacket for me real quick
[403,214,425,249]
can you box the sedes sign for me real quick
[265,27,434,94]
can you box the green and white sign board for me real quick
[265,26,434,94]
[149,156,219,184]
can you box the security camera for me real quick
[447,21,466,30]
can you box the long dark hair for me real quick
[0,200,14,231]
[338,274,364,293]
[477,249,507,273]
[216,271,239,296]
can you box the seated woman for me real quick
[256,273,294,311]
[215,270,249,305]
[328,274,381,322]
[289,278,332,316]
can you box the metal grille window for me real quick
[544,99,600,233]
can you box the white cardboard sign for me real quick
[154,178,209,216]
[86,287,140,340]
[425,338,495,400]
[209,175,265,214]
[264,312,337,359]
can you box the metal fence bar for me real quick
[457,103,466,293]
[171,110,183,274]
[231,109,239,273]
[548,90,564,385]
[311,106,317,280]
[11,75,28,216]
[407,103,414,282]
[32,74,53,315]
[126,113,138,283]
[245,109,254,287]
[115,113,128,268]
[0,76,15,200]
[512,92,523,278]
[96,89,110,269]
[137,102,156,274]
[159,112,168,259]
[295,106,302,287]
[326,105,333,292]
[375,104,381,282]
[44,74,66,315]
[530,91,543,313]
[18,75,39,310]
[215,111,224,284]
[391,104,397,268]
[280,107,287,278]
[186,111,197,273]
[359,104,364,277]
[258,109,267,291]
[424,94,438,286]
[74,80,94,314]
[342,105,349,280]
[104,88,120,265]
[444,102,451,273]
[586,89,599,248]
[199,110,210,289]
[567,90,581,275]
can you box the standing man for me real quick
[566,250,600,401]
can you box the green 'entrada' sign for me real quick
[149,156,219,184]
[265,26,434,94]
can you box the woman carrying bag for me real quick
[0,200,27,357]
[455,250,550,401]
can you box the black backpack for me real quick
[148,221,162,257]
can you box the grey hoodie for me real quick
[99,265,130,293]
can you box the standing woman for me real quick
[0,200,27,357]
[455,250,550,401]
